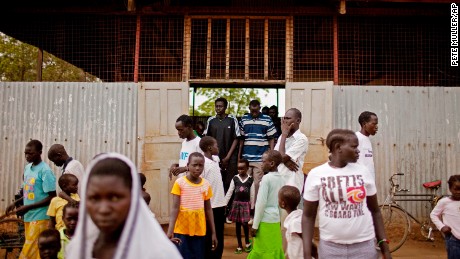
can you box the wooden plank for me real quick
[245,18,250,81]
[264,18,269,81]
[206,18,212,80]
[226,19,230,80]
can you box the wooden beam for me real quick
[128,0,136,11]
[36,48,43,81]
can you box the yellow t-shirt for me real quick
[171,176,212,236]
[46,193,80,230]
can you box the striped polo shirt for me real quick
[239,113,276,162]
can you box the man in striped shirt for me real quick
[238,99,276,202]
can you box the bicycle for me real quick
[379,173,444,253]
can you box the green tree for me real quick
[0,33,97,82]
[190,88,268,117]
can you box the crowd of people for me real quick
[3,97,460,259]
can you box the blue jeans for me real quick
[445,233,460,259]
[174,234,205,259]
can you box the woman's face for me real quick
[86,175,131,234]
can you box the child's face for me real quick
[188,156,204,179]
[62,177,79,194]
[86,175,131,235]
[63,207,79,232]
[339,135,360,163]
[261,153,273,173]
[209,140,219,156]
[38,236,60,259]
[449,181,460,201]
[237,162,248,176]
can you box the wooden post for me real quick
[206,18,212,80]
[264,19,269,81]
[36,48,43,81]
[134,15,141,83]
[333,16,339,85]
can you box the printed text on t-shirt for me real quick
[321,175,366,219]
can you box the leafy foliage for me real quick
[0,33,98,82]
[190,88,268,117]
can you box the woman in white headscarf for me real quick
[66,153,182,259]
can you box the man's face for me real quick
[215,101,226,116]
[269,108,277,119]
[249,104,261,118]
[282,110,300,131]
[175,121,192,139]
[364,115,378,136]
[48,152,65,167]
[24,145,41,164]
[261,153,273,173]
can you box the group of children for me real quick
[7,127,460,259]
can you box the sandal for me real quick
[234,247,243,254]
[245,242,252,253]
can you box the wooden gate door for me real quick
[285,81,333,174]
[138,82,189,223]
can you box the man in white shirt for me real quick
[169,114,202,179]
[47,144,85,195]
[275,108,309,193]
[355,111,378,181]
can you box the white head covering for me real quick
[66,153,182,259]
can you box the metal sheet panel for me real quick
[0,82,137,209]
[333,86,460,220]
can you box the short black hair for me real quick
[358,111,377,127]
[38,228,60,243]
[238,158,250,168]
[215,97,228,108]
[176,114,193,127]
[199,136,216,151]
[27,139,43,152]
[58,174,78,190]
[139,173,147,187]
[287,108,302,120]
[262,106,269,111]
[264,150,282,167]
[279,185,301,210]
[63,201,79,217]
[448,175,460,188]
[326,129,356,153]
[188,152,205,163]
[249,99,260,106]
[269,105,278,111]
[89,158,132,189]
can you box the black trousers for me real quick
[205,206,225,259]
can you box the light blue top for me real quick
[252,171,286,229]
[23,161,56,222]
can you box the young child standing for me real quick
[279,185,317,259]
[199,136,226,259]
[47,174,80,230]
[248,150,286,259]
[58,202,79,259]
[167,152,217,259]
[224,158,254,254]
[430,175,460,259]
[302,129,391,259]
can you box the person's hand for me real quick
[5,203,16,214]
[211,233,218,250]
[251,228,257,237]
[441,226,452,235]
[284,160,299,171]
[382,250,392,259]
[170,237,182,246]
[221,157,230,170]
[281,118,295,136]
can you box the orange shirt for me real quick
[171,176,213,236]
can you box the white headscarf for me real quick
[66,153,182,259]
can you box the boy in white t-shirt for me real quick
[169,115,202,179]
[302,129,391,259]
[355,111,378,181]
[279,185,317,259]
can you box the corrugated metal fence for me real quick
[0,82,137,210]
[333,86,460,220]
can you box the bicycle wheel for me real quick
[0,218,25,259]
[380,205,410,253]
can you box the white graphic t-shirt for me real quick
[355,131,375,181]
[177,137,202,177]
[303,162,376,244]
